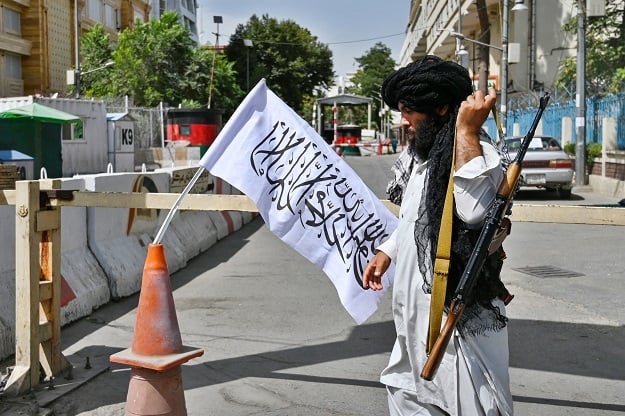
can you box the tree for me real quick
[77,25,114,97]
[182,47,244,117]
[111,12,196,107]
[77,11,242,114]
[346,42,397,130]
[556,0,625,96]
[225,14,334,114]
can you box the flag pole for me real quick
[153,166,207,245]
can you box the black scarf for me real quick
[382,56,509,336]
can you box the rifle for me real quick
[420,92,551,381]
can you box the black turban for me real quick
[381,55,473,113]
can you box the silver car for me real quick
[503,136,574,199]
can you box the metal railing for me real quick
[484,93,625,148]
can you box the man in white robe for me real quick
[363,56,513,415]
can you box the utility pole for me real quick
[501,0,509,136]
[575,0,587,186]
[207,16,222,109]
[244,39,253,92]
[74,0,81,98]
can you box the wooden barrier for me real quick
[3,180,69,395]
[381,200,625,226]
[0,181,623,395]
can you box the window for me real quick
[104,4,116,29]
[180,125,191,136]
[133,6,144,23]
[62,120,85,141]
[87,0,102,23]
[3,8,21,34]
[5,54,22,79]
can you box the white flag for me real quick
[200,79,397,324]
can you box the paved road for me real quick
[1,154,624,415]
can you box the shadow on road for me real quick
[48,320,396,414]
[57,219,265,350]
[509,319,625,380]
[514,188,585,202]
[46,313,625,414]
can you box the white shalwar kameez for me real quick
[377,143,514,416]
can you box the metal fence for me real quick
[102,93,625,151]
[484,93,625,149]
[104,96,166,149]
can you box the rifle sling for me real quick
[426,130,456,355]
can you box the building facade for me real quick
[0,0,197,98]
[149,0,198,44]
[0,1,32,97]
[399,0,578,100]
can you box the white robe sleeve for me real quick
[453,142,503,225]
[376,229,398,261]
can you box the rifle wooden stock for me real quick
[420,301,466,380]
[497,163,522,198]
[419,93,550,381]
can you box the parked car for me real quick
[502,135,574,199]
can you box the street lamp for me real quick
[457,46,470,69]
[207,16,223,109]
[79,61,114,76]
[74,0,81,98]
[575,0,587,185]
[501,0,528,135]
[68,61,115,97]
[243,39,253,92]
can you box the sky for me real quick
[196,0,409,79]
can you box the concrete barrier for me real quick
[161,210,218,258]
[57,178,110,325]
[0,205,16,360]
[0,168,248,361]
[229,184,256,225]
[79,172,172,298]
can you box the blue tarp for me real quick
[0,149,34,161]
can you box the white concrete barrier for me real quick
[161,210,216,258]
[57,177,110,325]
[151,211,189,270]
[0,205,16,360]
[229,185,256,225]
[79,172,172,298]
[0,167,254,361]
[207,210,230,240]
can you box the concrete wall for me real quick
[0,167,256,361]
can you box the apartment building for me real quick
[149,0,198,44]
[0,0,197,98]
[0,1,31,97]
[399,0,579,96]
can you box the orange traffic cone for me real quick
[111,243,204,416]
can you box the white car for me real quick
[503,136,575,199]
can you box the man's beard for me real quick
[409,115,446,160]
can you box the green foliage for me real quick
[225,14,334,114]
[111,12,195,107]
[182,47,243,117]
[346,43,397,130]
[77,11,243,115]
[587,142,603,160]
[179,99,203,109]
[556,0,625,96]
[350,43,397,95]
[564,142,602,169]
[563,142,575,156]
[74,25,114,97]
